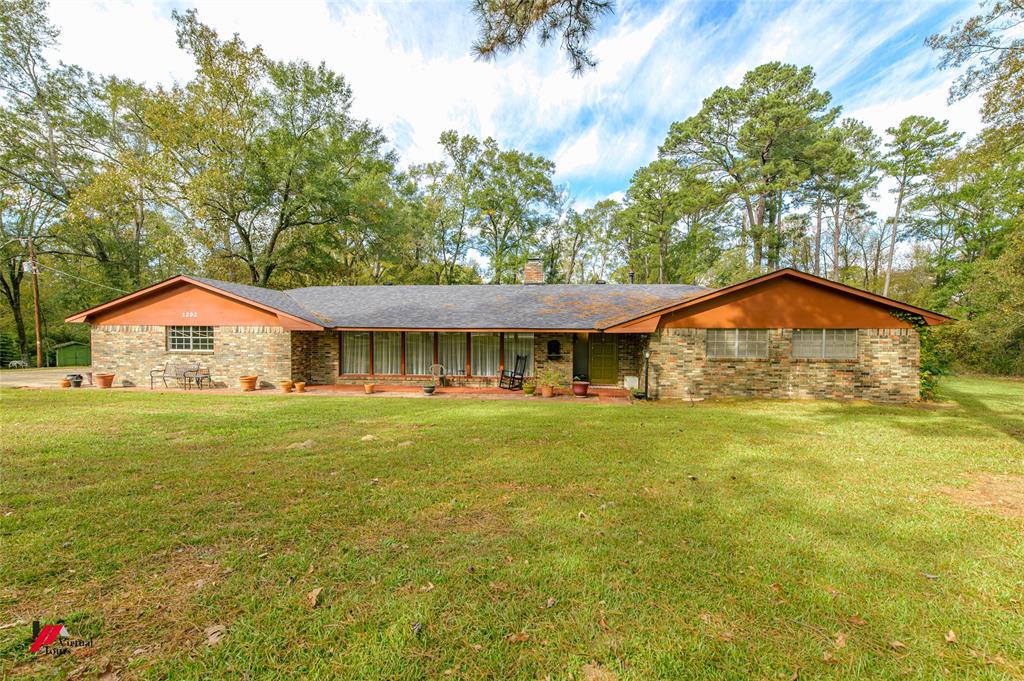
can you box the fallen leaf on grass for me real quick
[97,657,118,680]
[411,621,423,636]
[360,434,378,442]
[577,511,590,521]
[397,441,413,447]
[541,597,557,609]
[922,572,939,580]
[834,631,847,649]
[204,624,226,646]
[580,661,618,681]
[420,582,435,592]
[598,606,609,631]
[286,439,316,450]
[0,620,24,630]
[306,587,323,609]
[848,614,868,626]
[822,651,837,664]
[505,631,530,643]
[945,630,957,644]
[890,640,907,652]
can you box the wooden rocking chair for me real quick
[499,354,527,390]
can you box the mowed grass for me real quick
[1,378,1022,680]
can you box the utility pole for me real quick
[26,236,43,368]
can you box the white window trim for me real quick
[166,325,214,353]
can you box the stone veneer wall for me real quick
[90,325,291,388]
[647,328,919,403]
[291,331,338,384]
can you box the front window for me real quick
[374,332,401,374]
[706,329,768,359]
[792,329,857,359]
[471,333,500,376]
[405,332,433,375]
[341,331,370,373]
[167,326,213,352]
[504,332,534,376]
[439,332,466,376]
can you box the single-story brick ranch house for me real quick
[66,261,951,402]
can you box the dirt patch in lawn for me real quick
[940,473,1024,518]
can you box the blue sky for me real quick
[47,0,983,208]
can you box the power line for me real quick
[33,262,131,294]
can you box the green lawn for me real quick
[1,377,1022,680]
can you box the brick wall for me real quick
[290,331,338,384]
[647,328,919,403]
[90,325,291,388]
[534,333,573,384]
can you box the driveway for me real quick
[0,366,92,388]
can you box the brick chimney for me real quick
[523,258,545,285]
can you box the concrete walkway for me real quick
[0,366,93,388]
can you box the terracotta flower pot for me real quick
[279,380,294,393]
[95,373,115,389]
[61,378,71,388]
[364,384,374,394]
[239,375,258,392]
[540,385,554,398]
[294,382,306,393]
[571,381,590,397]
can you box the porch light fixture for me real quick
[642,349,652,400]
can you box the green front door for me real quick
[589,334,619,385]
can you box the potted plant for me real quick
[422,384,435,395]
[66,373,83,388]
[239,375,258,391]
[535,367,565,398]
[522,379,536,396]
[60,377,71,388]
[279,379,294,393]
[364,383,374,394]
[95,373,115,389]
[294,381,306,393]
[571,374,590,397]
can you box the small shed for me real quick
[54,341,91,367]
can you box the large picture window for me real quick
[341,331,370,374]
[504,332,534,376]
[374,332,401,374]
[792,329,857,359]
[439,332,466,376]
[706,329,768,359]
[167,326,213,352]
[471,333,500,376]
[405,332,433,375]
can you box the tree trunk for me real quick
[883,186,905,297]
[813,199,822,276]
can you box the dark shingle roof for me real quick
[193,278,711,330]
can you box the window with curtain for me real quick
[439,332,466,376]
[374,332,401,374]
[471,333,500,376]
[405,332,433,375]
[503,333,534,376]
[706,329,769,358]
[792,329,857,359]
[341,331,370,373]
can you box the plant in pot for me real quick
[239,375,258,391]
[422,384,435,395]
[364,383,374,394]
[571,374,590,397]
[522,379,536,396]
[535,367,566,398]
[60,377,71,388]
[95,373,115,389]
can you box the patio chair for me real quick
[150,362,171,389]
[429,363,445,387]
[186,366,213,390]
[499,354,527,390]
[172,363,199,389]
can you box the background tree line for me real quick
[1,0,1020,374]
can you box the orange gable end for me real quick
[85,282,288,327]
[658,276,914,329]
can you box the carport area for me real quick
[0,366,93,388]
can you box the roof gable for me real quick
[604,269,951,331]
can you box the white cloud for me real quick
[43,0,982,214]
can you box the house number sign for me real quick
[181,311,199,318]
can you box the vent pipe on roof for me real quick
[628,271,635,284]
